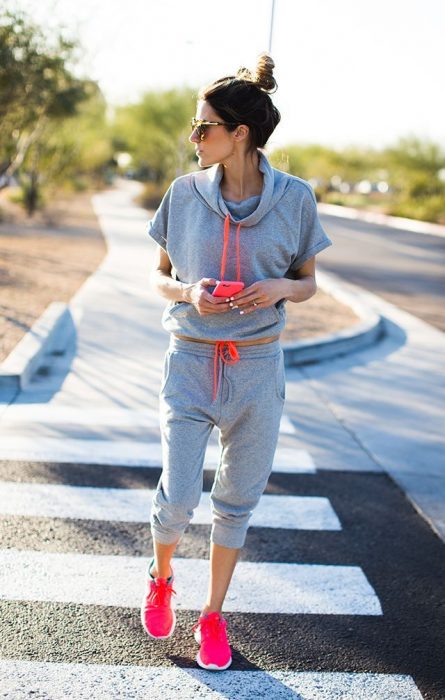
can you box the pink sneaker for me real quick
[192,612,232,671]
[141,560,176,639]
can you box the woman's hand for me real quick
[229,279,292,315]
[183,278,230,316]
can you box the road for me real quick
[0,455,443,699]
[0,182,443,699]
[317,213,445,332]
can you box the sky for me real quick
[7,0,445,151]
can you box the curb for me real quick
[282,268,385,367]
[0,302,75,392]
[317,202,445,238]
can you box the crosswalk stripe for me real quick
[0,438,315,472]
[0,482,341,530]
[0,406,161,427]
[278,413,296,434]
[0,551,382,615]
[0,660,423,699]
[0,406,296,434]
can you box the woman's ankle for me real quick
[201,605,222,616]
[149,558,173,579]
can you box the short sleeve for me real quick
[146,184,173,251]
[287,185,333,274]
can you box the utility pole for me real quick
[268,0,276,54]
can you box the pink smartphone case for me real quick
[212,281,245,297]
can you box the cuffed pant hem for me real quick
[210,526,247,549]
[150,525,182,546]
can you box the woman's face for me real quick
[189,100,240,168]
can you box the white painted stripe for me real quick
[0,405,296,434]
[0,438,315,473]
[0,550,382,614]
[278,413,296,434]
[0,482,341,530]
[0,661,423,699]
[0,406,161,427]
[270,447,315,472]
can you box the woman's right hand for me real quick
[183,278,230,316]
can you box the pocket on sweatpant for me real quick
[159,350,173,395]
[274,349,286,402]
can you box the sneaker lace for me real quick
[192,612,226,641]
[147,579,176,607]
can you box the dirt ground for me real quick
[0,189,107,362]
[281,286,359,343]
[0,187,359,363]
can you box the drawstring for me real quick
[213,216,242,401]
[213,341,240,402]
[221,214,241,282]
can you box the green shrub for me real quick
[387,195,445,224]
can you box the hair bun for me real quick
[236,66,254,81]
[236,52,277,93]
[254,52,277,93]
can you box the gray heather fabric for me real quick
[223,194,261,220]
[147,150,333,341]
[150,336,285,548]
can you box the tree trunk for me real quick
[24,170,39,216]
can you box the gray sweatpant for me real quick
[150,335,286,548]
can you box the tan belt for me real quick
[173,333,280,347]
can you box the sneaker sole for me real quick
[140,597,176,640]
[195,649,232,671]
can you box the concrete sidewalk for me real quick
[0,180,443,541]
[289,278,445,541]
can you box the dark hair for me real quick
[198,52,281,153]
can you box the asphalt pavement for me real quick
[0,181,443,700]
[317,210,445,332]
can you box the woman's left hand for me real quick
[228,279,290,315]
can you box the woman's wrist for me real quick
[180,282,194,303]
[151,270,194,304]
[283,277,316,303]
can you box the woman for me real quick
[141,53,332,671]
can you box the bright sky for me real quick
[8,0,445,151]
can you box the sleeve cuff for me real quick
[147,222,167,251]
[289,237,332,272]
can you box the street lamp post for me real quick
[268,0,276,54]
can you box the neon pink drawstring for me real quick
[221,214,241,282]
[213,341,240,401]
[213,215,242,401]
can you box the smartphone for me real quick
[212,280,245,297]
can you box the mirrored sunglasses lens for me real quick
[191,119,205,139]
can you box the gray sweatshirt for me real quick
[147,149,333,341]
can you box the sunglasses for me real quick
[190,117,238,141]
